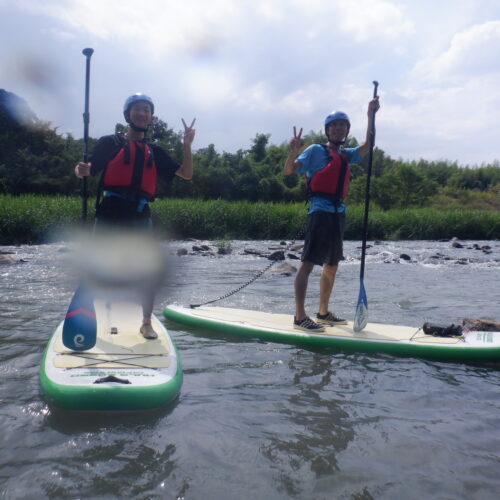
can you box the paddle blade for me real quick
[62,284,97,351]
[353,279,368,332]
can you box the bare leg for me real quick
[294,261,315,320]
[142,288,155,321]
[140,288,158,339]
[318,264,338,315]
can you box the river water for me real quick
[1,238,500,499]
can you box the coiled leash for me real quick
[189,229,305,309]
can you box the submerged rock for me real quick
[192,244,211,252]
[268,262,297,276]
[243,248,266,256]
[268,250,285,261]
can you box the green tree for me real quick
[2,89,499,207]
[370,164,439,209]
[0,108,84,195]
[249,133,270,162]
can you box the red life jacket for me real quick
[307,146,350,203]
[102,139,157,198]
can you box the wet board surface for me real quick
[164,305,500,362]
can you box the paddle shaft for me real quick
[358,81,379,279]
[81,48,94,221]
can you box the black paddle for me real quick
[353,81,379,333]
[62,48,97,351]
[81,47,93,221]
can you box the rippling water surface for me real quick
[1,239,500,499]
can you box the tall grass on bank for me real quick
[0,195,81,244]
[153,199,305,240]
[156,200,500,241]
[346,206,500,240]
[1,195,499,244]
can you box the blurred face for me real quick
[326,120,349,142]
[128,101,153,128]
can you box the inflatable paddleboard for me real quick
[164,305,500,362]
[40,301,182,411]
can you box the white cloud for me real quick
[378,77,500,164]
[12,0,240,56]
[298,0,414,42]
[185,66,239,110]
[413,21,500,83]
[233,82,319,114]
[254,0,286,22]
[2,0,500,163]
[42,27,76,41]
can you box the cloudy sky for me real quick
[1,0,499,165]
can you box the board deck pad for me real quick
[56,300,169,352]
[164,305,500,362]
[168,305,426,341]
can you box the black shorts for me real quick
[95,195,152,230]
[301,211,345,266]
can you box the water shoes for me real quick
[316,311,348,326]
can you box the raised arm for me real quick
[358,97,380,158]
[283,126,303,176]
[176,118,196,180]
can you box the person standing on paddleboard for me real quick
[75,93,195,339]
[283,97,380,332]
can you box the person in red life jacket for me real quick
[75,93,196,339]
[283,96,380,332]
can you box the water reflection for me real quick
[258,353,357,497]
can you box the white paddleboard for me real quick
[41,300,182,411]
[164,305,500,362]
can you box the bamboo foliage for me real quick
[1,195,499,244]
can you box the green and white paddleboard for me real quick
[164,305,500,362]
[40,301,182,411]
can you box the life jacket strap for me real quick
[147,145,154,167]
[123,141,131,164]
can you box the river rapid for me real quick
[1,238,500,500]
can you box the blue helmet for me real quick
[123,93,154,115]
[324,111,350,128]
[324,111,350,144]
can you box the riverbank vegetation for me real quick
[1,89,499,243]
[1,195,499,244]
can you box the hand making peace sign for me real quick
[289,126,303,154]
[182,118,196,146]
